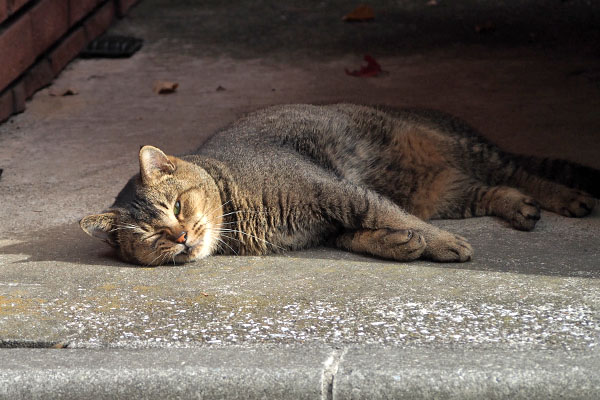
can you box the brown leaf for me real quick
[49,88,78,96]
[342,4,375,21]
[153,81,179,94]
[345,55,383,77]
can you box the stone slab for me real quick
[334,346,600,400]
[0,347,330,400]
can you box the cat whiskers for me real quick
[213,219,255,227]
[214,234,238,255]
[147,249,168,267]
[215,228,285,251]
[217,209,273,220]
[205,199,233,219]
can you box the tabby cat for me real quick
[80,104,598,265]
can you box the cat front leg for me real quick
[316,178,473,262]
[335,228,426,261]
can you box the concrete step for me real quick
[1,346,599,399]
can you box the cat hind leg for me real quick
[474,186,542,231]
[462,150,597,217]
[434,180,542,231]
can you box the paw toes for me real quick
[385,229,426,261]
[511,198,541,231]
[553,191,595,218]
[384,229,414,245]
[424,233,473,263]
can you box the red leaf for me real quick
[342,4,375,21]
[345,55,383,77]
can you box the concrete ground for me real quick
[1,0,600,398]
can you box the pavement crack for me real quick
[321,347,347,400]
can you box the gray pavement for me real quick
[1,0,600,398]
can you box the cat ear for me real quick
[139,145,175,185]
[79,212,118,246]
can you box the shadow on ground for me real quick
[1,218,598,278]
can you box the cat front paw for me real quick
[422,230,473,263]
[382,229,427,261]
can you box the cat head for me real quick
[80,146,224,265]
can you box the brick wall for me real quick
[0,0,139,122]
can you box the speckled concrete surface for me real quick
[1,0,600,397]
[1,214,599,349]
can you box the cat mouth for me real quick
[180,243,196,255]
[178,239,204,256]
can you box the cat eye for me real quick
[174,200,181,216]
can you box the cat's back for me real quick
[196,103,395,162]
[194,103,481,182]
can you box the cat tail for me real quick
[512,155,600,198]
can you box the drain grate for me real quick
[0,340,69,349]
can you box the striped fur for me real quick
[80,104,598,265]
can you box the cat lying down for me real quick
[80,104,598,265]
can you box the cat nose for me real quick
[174,231,187,244]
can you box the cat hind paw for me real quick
[557,190,596,218]
[510,197,541,231]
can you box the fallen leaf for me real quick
[201,292,210,297]
[153,81,179,94]
[345,55,383,77]
[475,21,496,34]
[216,85,226,91]
[49,88,78,96]
[342,4,374,21]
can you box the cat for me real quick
[80,104,598,266]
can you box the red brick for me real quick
[8,0,32,14]
[12,81,25,113]
[69,0,97,26]
[83,0,115,40]
[49,26,87,76]
[23,58,54,98]
[0,13,35,92]
[0,1,8,25]
[30,0,69,55]
[0,89,13,122]
[117,0,138,17]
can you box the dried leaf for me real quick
[49,88,78,96]
[342,4,374,21]
[201,292,210,297]
[475,21,496,34]
[153,81,179,94]
[216,85,226,91]
[345,55,383,77]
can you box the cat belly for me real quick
[363,126,458,220]
[269,223,338,252]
